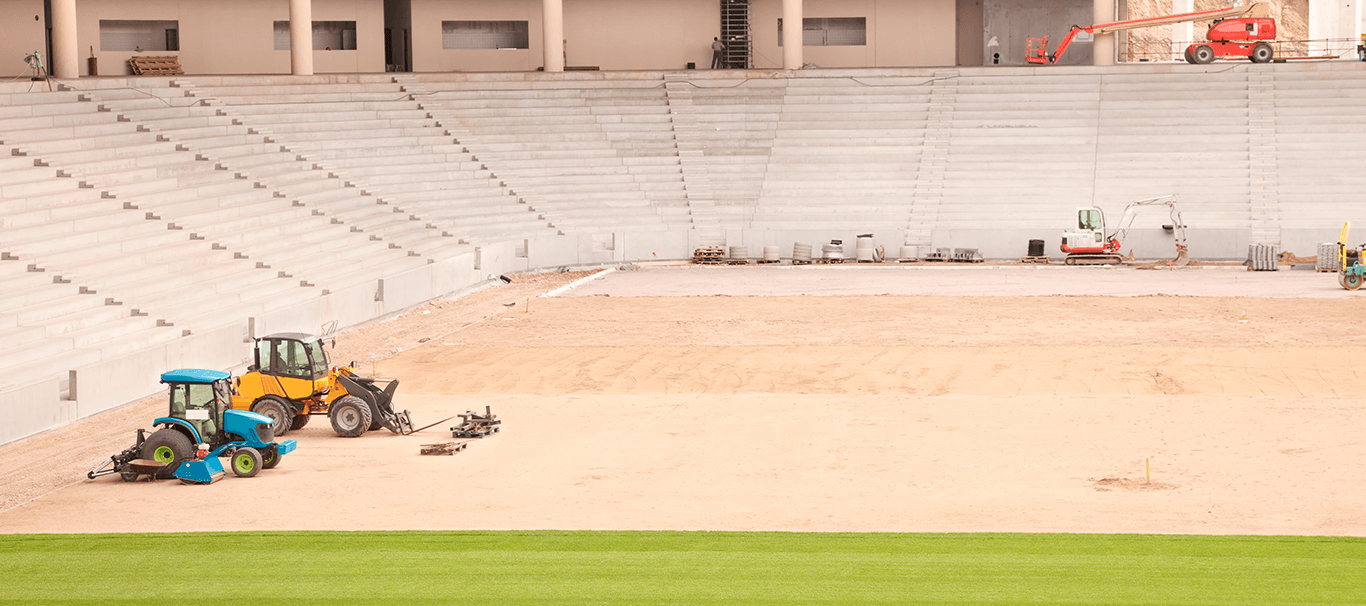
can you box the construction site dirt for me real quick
[2,265,1364,537]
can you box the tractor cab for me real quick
[242,333,332,401]
[161,369,234,447]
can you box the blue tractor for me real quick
[88,369,298,484]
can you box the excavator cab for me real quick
[1062,208,1109,254]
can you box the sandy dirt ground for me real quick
[1,265,1364,536]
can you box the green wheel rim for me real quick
[153,445,176,463]
[262,451,276,466]
[234,454,256,474]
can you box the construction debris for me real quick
[452,406,501,438]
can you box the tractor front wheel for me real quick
[329,396,372,438]
[231,448,263,478]
[251,397,293,437]
[141,429,193,479]
[261,444,281,469]
[1251,42,1273,63]
[1192,45,1215,64]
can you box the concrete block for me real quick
[0,378,68,447]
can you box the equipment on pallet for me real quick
[88,369,297,484]
[1027,3,1275,65]
[233,332,413,438]
[1060,195,1189,266]
[1336,222,1364,290]
[693,246,725,265]
[451,406,501,438]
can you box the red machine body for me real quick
[1027,3,1276,65]
[1184,17,1276,63]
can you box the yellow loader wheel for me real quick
[250,397,293,437]
[329,396,372,438]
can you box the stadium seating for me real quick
[5,62,1366,443]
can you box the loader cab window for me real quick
[269,338,325,380]
[169,382,223,440]
[1079,209,1103,231]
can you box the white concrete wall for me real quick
[1309,0,1362,56]
[0,1,49,79]
[981,0,1093,65]
[68,0,384,76]
[750,0,957,68]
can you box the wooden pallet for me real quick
[451,406,501,439]
[693,247,725,265]
[756,259,781,264]
[791,259,812,265]
[1020,255,1050,264]
[420,442,468,456]
[725,258,750,265]
[897,258,920,263]
[128,56,184,76]
[814,257,845,264]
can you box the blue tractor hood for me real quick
[161,369,231,384]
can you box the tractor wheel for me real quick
[230,448,263,478]
[289,413,311,431]
[141,429,193,479]
[251,397,293,437]
[1343,272,1363,291]
[329,396,372,438]
[119,470,139,483]
[261,444,281,469]
[1192,45,1215,64]
[1251,43,1273,63]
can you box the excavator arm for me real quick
[1107,195,1189,265]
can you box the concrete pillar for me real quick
[782,0,803,69]
[1172,0,1193,60]
[1093,0,1115,65]
[1309,0,1363,56]
[290,0,314,76]
[50,0,79,79]
[543,0,564,72]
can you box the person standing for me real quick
[711,37,726,69]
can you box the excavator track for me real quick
[1064,254,1125,266]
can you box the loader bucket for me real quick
[337,374,414,435]
[1172,246,1190,267]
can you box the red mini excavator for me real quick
[1027,3,1275,65]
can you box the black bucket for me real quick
[1027,239,1045,257]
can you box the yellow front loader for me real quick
[232,332,414,437]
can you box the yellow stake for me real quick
[1146,458,1150,484]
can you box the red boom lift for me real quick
[1027,3,1275,65]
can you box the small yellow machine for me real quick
[232,332,414,438]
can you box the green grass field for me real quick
[1,531,1362,605]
